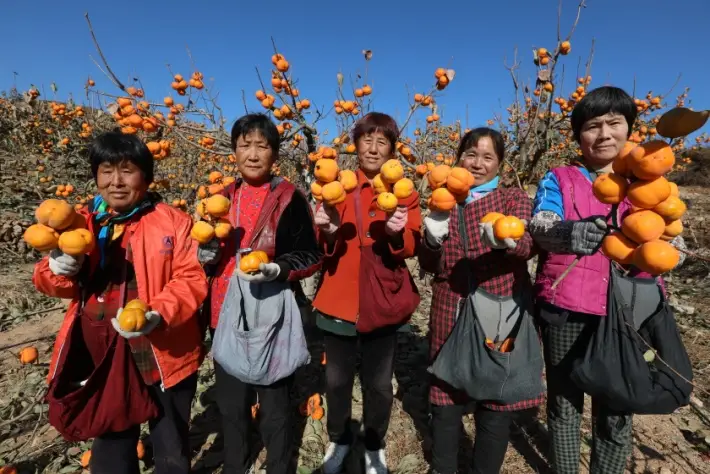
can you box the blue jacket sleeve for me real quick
[533,171,564,218]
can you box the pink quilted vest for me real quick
[534,166,659,316]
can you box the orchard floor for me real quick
[1,186,710,474]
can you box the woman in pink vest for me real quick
[529,86,687,474]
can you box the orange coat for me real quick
[33,203,208,390]
[312,170,422,323]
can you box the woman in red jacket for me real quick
[33,132,208,474]
[312,112,422,474]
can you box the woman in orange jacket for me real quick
[312,112,422,474]
[33,132,208,474]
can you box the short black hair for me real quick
[571,86,637,142]
[230,113,280,154]
[457,127,505,162]
[89,131,154,183]
[352,112,400,153]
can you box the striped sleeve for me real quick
[533,171,564,218]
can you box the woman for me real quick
[419,127,544,474]
[312,112,422,474]
[529,86,687,474]
[196,113,322,474]
[33,132,208,474]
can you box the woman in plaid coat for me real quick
[419,128,543,474]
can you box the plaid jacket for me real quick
[419,186,544,411]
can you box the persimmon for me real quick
[429,188,456,212]
[18,346,38,364]
[205,195,231,218]
[124,299,149,313]
[560,41,571,55]
[314,159,340,183]
[669,182,680,197]
[312,406,325,420]
[240,253,262,274]
[602,231,637,265]
[428,165,452,189]
[661,219,683,241]
[393,178,414,200]
[377,192,398,213]
[209,171,223,183]
[493,216,525,240]
[80,451,91,468]
[311,181,323,201]
[36,199,76,230]
[653,195,686,221]
[626,177,671,209]
[322,181,346,206]
[446,167,474,195]
[190,221,215,244]
[481,212,505,225]
[338,170,358,192]
[633,240,679,275]
[214,219,233,239]
[372,174,391,194]
[251,250,269,264]
[621,210,666,243]
[58,228,94,256]
[118,307,147,332]
[592,173,628,204]
[23,223,59,252]
[628,140,676,179]
[415,164,428,176]
[136,440,145,460]
[251,404,260,420]
[380,159,405,184]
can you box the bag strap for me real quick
[457,204,475,293]
[352,184,365,247]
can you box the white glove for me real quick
[48,249,84,277]
[237,262,281,283]
[314,204,340,235]
[479,222,522,250]
[423,211,450,247]
[111,309,162,339]
[197,239,221,265]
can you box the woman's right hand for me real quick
[197,239,221,265]
[48,249,84,277]
[314,204,340,235]
[570,216,608,255]
[423,211,450,247]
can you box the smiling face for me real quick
[96,160,149,212]
[357,130,393,178]
[235,130,276,185]
[579,112,630,168]
[458,136,501,186]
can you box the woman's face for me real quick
[458,136,500,186]
[96,160,148,212]
[235,131,275,184]
[579,112,629,168]
[357,131,393,178]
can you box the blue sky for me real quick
[1,0,708,139]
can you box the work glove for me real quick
[423,211,450,247]
[237,262,281,283]
[479,221,522,250]
[570,216,608,255]
[385,206,408,236]
[48,249,84,277]
[111,309,162,339]
[197,239,221,265]
[314,204,340,235]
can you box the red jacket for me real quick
[34,203,208,390]
[313,169,422,323]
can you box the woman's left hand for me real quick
[237,262,281,283]
[479,222,522,250]
[111,310,162,339]
[385,206,408,236]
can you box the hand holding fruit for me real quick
[112,299,161,339]
[314,204,340,235]
[48,249,84,277]
[385,206,408,236]
[570,216,608,256]
[423,211,450,247]
[479,213,526,250]
[197,239,221,265]
[236,250,280,283]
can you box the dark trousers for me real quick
[214,361,294,474]
[323,328,397,451]
[90,373,198,474]
[431,404,516,474]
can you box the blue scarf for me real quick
[92,194,156,268]
[464,176,500,205]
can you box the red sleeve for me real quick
[505,188,536,260]
[389,192,422,260]
[148,213,209,329]
[32,256,80,300]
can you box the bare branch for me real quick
[84,13,125,91]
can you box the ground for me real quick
[1,187,709,474]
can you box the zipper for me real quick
[151,345,166,391]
